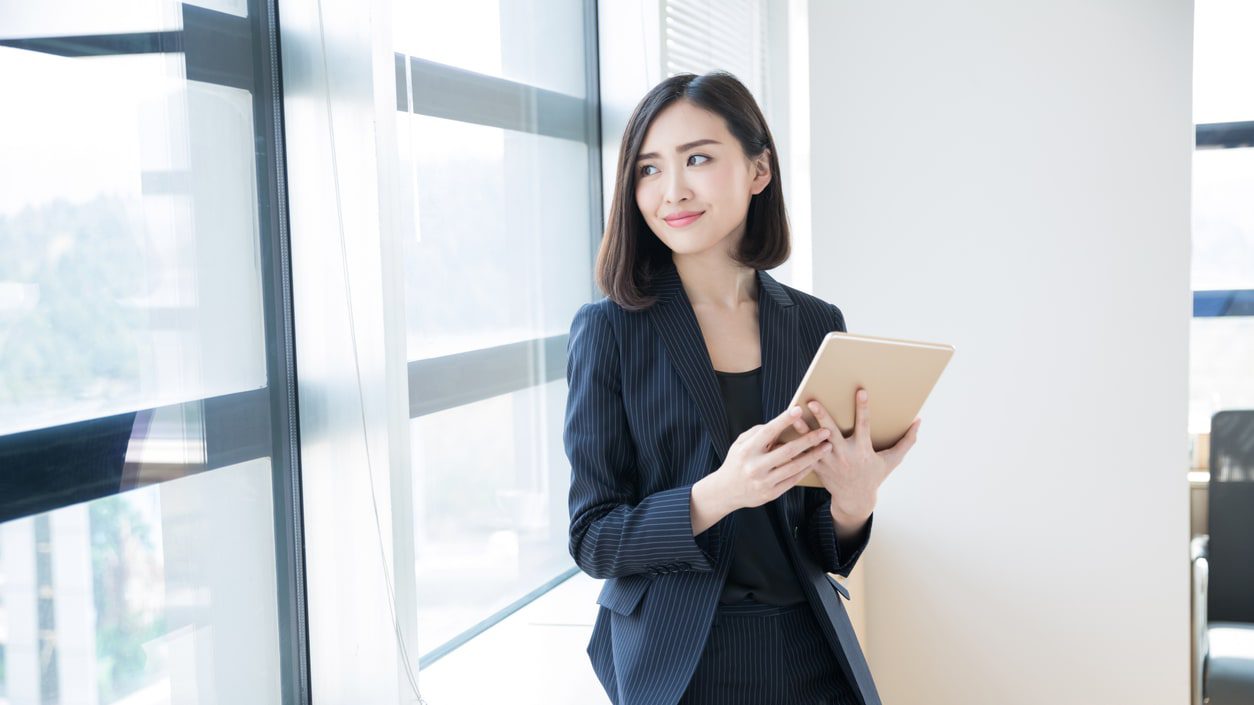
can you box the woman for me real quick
[564,71,921,705]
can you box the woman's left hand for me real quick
[805,389,920,522]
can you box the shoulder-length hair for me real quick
[596,71,790,311]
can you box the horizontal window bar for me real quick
[1194,289,1254,317]
[0,6,253,92]
[0,30,181,57]
[0,387,270,522]
[400,54,589,142]
[1196,121,1254,149]
[409,335,567,418]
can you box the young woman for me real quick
[564,72,921,705]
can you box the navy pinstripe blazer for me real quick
[564,259,881,705]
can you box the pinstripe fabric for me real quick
[679,602,860,705]
[565,259,881,705]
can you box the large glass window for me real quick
[0,1,304,702]
[1193,0,1254,125]
[391,0,600,666]
[1189,0,1254,441]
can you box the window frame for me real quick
[0,2,310,702]
[1193,120,1254,318]
[390,0,604,668]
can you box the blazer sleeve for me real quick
[564,302,718,580]
[799,303,875,577]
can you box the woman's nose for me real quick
[664,171,692,203]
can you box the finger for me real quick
[762,426,831,468]
[755,405,806,448]
[770,463,815,498]
[792,415,811,436]
[769,449,831,494]
[806,399,844,438]
[763,414,813,454]
[881,418,921,469]
[854,388,870,442]
[768,442,833,487]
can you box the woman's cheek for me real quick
[701,168,735,197]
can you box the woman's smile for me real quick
[664,211,705,228]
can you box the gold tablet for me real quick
[777,332,955,488]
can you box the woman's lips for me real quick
[664,212,704,228]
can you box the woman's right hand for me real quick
[691,406,834,535]
[718,406,834,510]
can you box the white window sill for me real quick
[417,570,610,704]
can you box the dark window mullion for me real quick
[244,0,310,701]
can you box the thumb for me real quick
[881,418,920,470]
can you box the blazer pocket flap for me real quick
[826,573,851,601]
[596,575,651,616]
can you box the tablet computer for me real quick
[776,332,955,488]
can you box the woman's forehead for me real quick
[640,102,730,152]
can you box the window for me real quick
[1189,0,1254,443]
[390,0,602,666]
[0,1,305,702]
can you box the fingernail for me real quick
[790,406,801,416]
[808,401,818,410]
[858,390,867,402]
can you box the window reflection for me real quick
[0,459,281,704]
[411,380,573,658]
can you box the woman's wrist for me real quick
[691,471,737,535]
[830,496,873,533]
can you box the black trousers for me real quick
[679,600,860,705]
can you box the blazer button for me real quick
[793,525,800,538]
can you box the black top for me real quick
[714,366,807,606]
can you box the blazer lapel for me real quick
[756,268,809,528]
[645,260,802,474]
[756,268,802,425]
[647,261,733,472]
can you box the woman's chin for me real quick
[658,236,726,258]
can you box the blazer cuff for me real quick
[638,484,718,576]
[806,505,874,577]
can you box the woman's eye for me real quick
[688,154,710,166]
[639,164,658,177]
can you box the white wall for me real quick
[806,2,1194,703]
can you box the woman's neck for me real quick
[672,249,758,310]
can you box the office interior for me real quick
[0,0,1250,703]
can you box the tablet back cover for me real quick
[780,332,954,488]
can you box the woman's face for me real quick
[633,100,771,258]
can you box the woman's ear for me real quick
[750,149,772,196]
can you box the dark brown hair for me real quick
[596,71,790,311]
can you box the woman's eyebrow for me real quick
[636,138,721,161]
